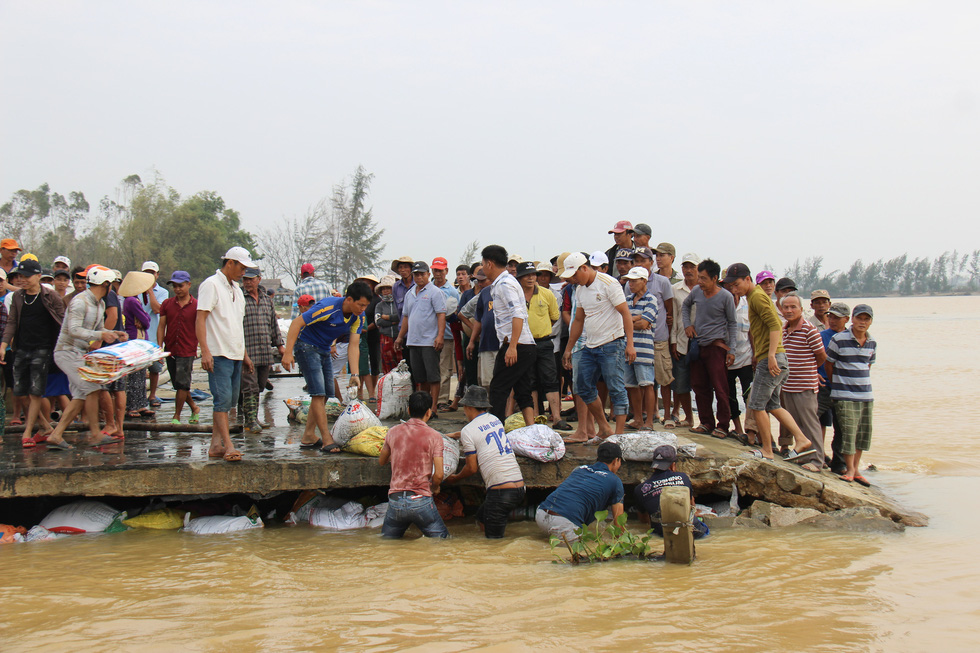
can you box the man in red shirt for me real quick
[378,391,450,538]
[157,271,200,425]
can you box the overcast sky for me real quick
[2,2,978,276]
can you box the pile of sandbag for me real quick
[508,424,566,462]
[377,360,412,419]
[38,500,125,534]
[606,431,677,461]
[285,396,345,423]
[331,401,382,446]
[344,425,388,457]
[286,493,387,530]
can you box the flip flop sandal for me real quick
[320,443,342,454]
[663,420,677,429]
[188,413,200,424]
[33,432,51,444]
[149,398,162,407]
[747,449,774,461]
[840,474,854,483]
[223,451,243,462]
[801,463,821,472]
[171,418,182,425]
[785,449,814,462]
[733,432,750,446]
[689,425,712,434]
[585,436,605,446]
[91,436,123,447]
[711,428,728,439]
[10,418,23,426]
[208,451,226,459]
[300,439,323,449]
[138,409,156,418]
[853,475,872,487]
[561,438,590,445]
[22,437,36,449]
[46,440,75,451]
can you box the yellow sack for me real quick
[344,426,388,457]
[504,413,548,433]
[122,508,186,530]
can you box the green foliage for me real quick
[549,511,658,564]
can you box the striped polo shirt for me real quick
[781,319,825,393]
[626,290,659,365]
[826,328,877,402]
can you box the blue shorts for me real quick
[671,352,692,394]
[574,337,628,416]
[625,362,656,388]
[294,340,334,397]
[208,356,242,413]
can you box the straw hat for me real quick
[390,255,413,272]
[117,271,155,297]
[355,273,380,285]
[377,275,397,289]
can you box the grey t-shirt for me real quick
[645,273,674,342]
[682,286,737,351]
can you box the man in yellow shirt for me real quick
[516,262,567,429]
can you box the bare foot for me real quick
[208,447,226,458]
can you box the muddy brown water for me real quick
[1,295,978,651]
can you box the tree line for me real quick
[778,251,980,297]
[0,166,388,290]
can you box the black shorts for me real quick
[476,487,526,538]
[529,339,559,394]
[166,356,195,391]
[13,347,53,397]
[408,346,440,384]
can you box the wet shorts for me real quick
[166,355,194,391]
[13,347,53,397]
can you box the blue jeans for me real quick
[294,340,334,397]
[382,492,450,539]
[209,356,242,413]
[574,337,628,416]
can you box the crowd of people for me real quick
[1,220,878,537]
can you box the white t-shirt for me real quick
[197,270,246,359]
[574,271,627,349]
[490,272,534,345]
[459,412,524,488]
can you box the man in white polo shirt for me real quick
[196,246,255,462]
[561,251,636,440]
[482,245,537,424]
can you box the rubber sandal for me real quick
[91,436,123,447]
[33,432,51,444]
[853,474,872,487]
[10,418,23,426]
[585,436,605,446]
[188,412,200,424]
[300,439,323,449]
[223,451,243,462]
[663,419,677,429]
[149,398,162,407]
[689,425,712,434]
[711,428,728,439]
[22,437,36,449]
[320,443,342,454]
[208,450,226,458]
[46,440,75,451]
[840,474,854,483]
[171,418,181,425]
[747,449,774,461]
[138,409,156,418]
[785,448,814,462]
[734,432,750,446]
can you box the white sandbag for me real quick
[309,501,367,530]
[39,500,122,534]
[286,492,349,525]
[441,435,461,477]
[25,525,68,542]
[377,360,412,419]
[183,513,264,535]
[365,503,388,528]
[606,431,677,461]
[508,424,566,462]
[331,400,382,446]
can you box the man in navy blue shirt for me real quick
[536,441,625,542]
[282,281,372,452]
[634,445,709,539]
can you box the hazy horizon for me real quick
[2,2,978,274]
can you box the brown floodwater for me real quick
[1,295,978,651]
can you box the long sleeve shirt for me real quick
[56,290,106,353]
[681,286,737,351]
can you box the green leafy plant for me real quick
[549,511,660,564]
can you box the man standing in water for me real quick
[445,386,525,538]
[197,247,256,462]
[379,391,450,539]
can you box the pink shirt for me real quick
[385,418,443,496]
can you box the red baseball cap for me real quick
[431,257,449,270]
[300,263,315,275]
[608,220,633,234]
[297,294,315,307]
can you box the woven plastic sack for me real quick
[344,426,388,457]
[606,431,677,461]
[508,424,566,462]
[441,435,461,477]
[123,508,186,530]
[1,524,27,544]
[309,501,372,530]
[39,501,123,534]
[331,400,382,446]
[183,513,264,535]
[377,360,412,419]
[285,492,347,525]
[25,525,67,542]
[504,412,549,433]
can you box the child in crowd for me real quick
[623,267,659,430]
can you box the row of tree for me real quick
[0,166,389,290]
[778,251,980,297]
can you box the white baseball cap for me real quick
[54,255,71,268]
[624,266,649,280]
[589,250,609,267]
[223,246,256,267]
[681,252,701,265]
[141,260,160,272]
[560,252,588,279]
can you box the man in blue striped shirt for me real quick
[824,304,876,485]
[624,267,659,429]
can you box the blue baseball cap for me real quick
[168,270,191,284]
